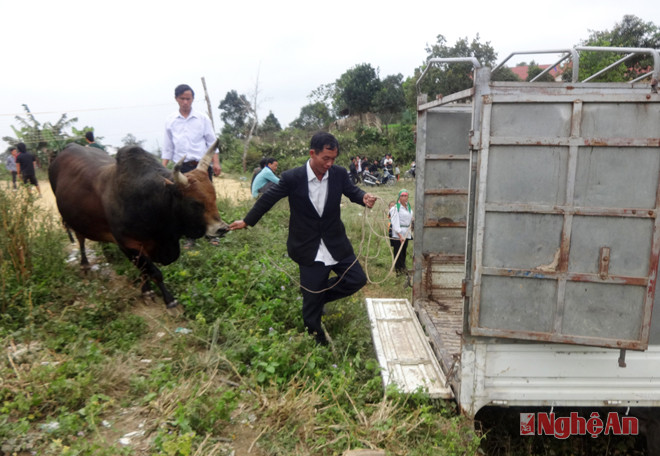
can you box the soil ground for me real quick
[34,174,252,217]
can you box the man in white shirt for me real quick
[229,132,377,345]
[162,84,221,180]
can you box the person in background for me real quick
[14,142,41,196]
[162,84,221,181]
[360,156,369,179]
[251,157,268,189]
[348,156,359,184]
[229,132,378,345]
[85,131,105,151]
[251,157,279,197]
[383,153,393,172]
[389,189,413,276]
[5,146,18,189]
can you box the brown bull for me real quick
[49,140,228,308]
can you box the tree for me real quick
[3,104,79,165]
[260,112,282,136]
[218,90,252,137]
[121,133,145,148]
[333,63,382,118]
[491,66,520,82]
[373,73,406,127]
[576,15,660,82]
[526,61,555,82]
[308,83,336,107]
[414,34,498,106]
[290,102,334,131]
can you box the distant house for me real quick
[509,64,563,81]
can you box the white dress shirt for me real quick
[162,108,216,162]
[306,160,338,266]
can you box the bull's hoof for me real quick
[166,299,179,309]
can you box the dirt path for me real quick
[35,174,252,217]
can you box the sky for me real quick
[1,0,658,153]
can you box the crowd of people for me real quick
[347,153,413,185]
[4,142,41,195]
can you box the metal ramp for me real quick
[365,298,453,398]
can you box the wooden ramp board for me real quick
[365,298,453,398]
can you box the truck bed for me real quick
[414,261,464,390]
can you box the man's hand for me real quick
[363,193,377,208]
[229,220,247,230]
[213,156,222,176]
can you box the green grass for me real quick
[0,178,484,456]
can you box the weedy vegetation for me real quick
[0,176,483,455]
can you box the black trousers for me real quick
[390,238,409,274]
[180,161,213,181]
[299,254,367,344]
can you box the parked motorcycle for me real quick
[380,168,396,186]
[404,162,416,179]
[362,170,381,186]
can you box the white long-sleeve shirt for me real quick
[306,160,338,266]
[162,108,216,162]
[389,204,413,240]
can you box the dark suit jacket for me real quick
[243,163,366,266]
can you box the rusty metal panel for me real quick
[574,147,660,208]
[581,103,660,138]
[469,83,660,350]
[414,107,472,262]
[491,103,572,137]
[486,146,569,205]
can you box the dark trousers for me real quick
[21,173,38,187]
[11,171,17,188]
[390,238,409,274]
[180,161,213,181]
[299,254,367,344]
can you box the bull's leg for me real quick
[125,250,178,308]
[75,233,90,269]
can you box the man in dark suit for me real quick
[229,132,377,344]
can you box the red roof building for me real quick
[510,64,563,81]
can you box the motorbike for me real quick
[362,168,396,186]
[380,168,396,186]
[404,162,416,179]
[362,169,381,186]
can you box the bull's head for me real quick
[172,139,229,238]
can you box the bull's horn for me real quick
[173,156,189,186]
[197,138,219,171]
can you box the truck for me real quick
[406,46,660,427]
